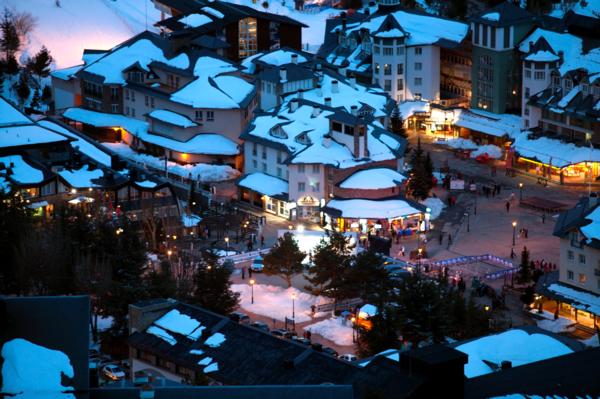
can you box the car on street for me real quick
[102,364,125,381]
[291,336,311,346]
[250,255,264,272]
[322,347,339,357]
[271,329,296,339]
[229,311,251,325]
[250,321,269,332]
[338,353,357,362]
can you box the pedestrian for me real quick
[247,240,253,252]
[524,228,528,238]
[311,304,316,316]
[241,267,245,280]
[447,234,453,249]
[439,233,443,245]
[510,247,516,259]
[401,245,405,257]
[248,267,253,278]
[506,201,510,213]
[542,213,546,224]
[306,330,312,341]
[260,234,265,247]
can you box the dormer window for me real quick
[295,132,311,145]
[270,125,288,139]
[582,84,589,94]
[128,71,144,83]
[564,79,573,91]
[551,74,560,87]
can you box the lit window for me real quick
[579,254,586,264]
[239,17,258,59]
[579,273,587,284]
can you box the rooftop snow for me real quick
[1,338,74,395]
[63,107,147,136]
[325,198,422,219]
[255,50,308,66]
[339,168,406,189]
[135,180,157,188]
[581,206,600,242]
[147,325,177,345]
[525,50,560,62]
[481,12,500,21]
[50,64,84,81]
[452,109,521,138]
[154,309,204,340]
[0,98,31,126]
[239,172,288,197]
[558,86,581,108]
[83,38,189,85]
[58,165,104,188]
[0,155,44,185]
[201,6,224,19]
[511,131,600,168]
[0,125,70,149]
[182,213,202,227]
[204,332,226,348]
[374,29,405,38]
[548,283,600,315]
[148,109,198,128]
[38,120,112,166]
[455,329,573,378]
[179,13,213,28]
[203,362,219,373]
[359,304,378,318]
[335,10,468,46]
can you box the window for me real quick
[397,63,404,75]
[207,111,214,121]
[131,91,135,102]
[568,250,574,260]
[414,47,422,55]
[383,47,393,56]
[503,26,510,48]
[298,182,305,192]
[261,162,266,172]
[567,270,574,280]
[579,273,587,284]
[571,231,582,248]
[490,27,496,48]
[384,64,391,75]
[482,25,488,46]
[277,151,282,163]
[525,69,531,78]
[111,104,119,113]
[525,87,530,98]
[312,182,320,192]
[384,80,392,91]
[374,63,380,74]
[579,254,586,264]
[565,79,573,91]
[131,108,136,117]
[594,86,600,97]
[397,79,403,90]
[474,23,480,45]
[239,17,258,59]
[524,119,529,128]
[524,106,530,116]
[277,167,282,177]
[262,148,266,159]
[125,106,130,115]
[396,46,404,55]
[298,164,305,173]
[110,87,119,100]
[125,89,129,100]
[534,71,545,80]
[252,142,257,156]
[252,159,257,168]
[312,164,320,173]
[414,77,422,86]
[150,97,154,108]
[414,62,422,71]
[373,45,380,54]
[145,96,149,106]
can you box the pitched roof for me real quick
[470,1,533,27]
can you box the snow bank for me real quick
[442,138,478,150]
[531,310,576,334]
[421,197,446,220]
[471,145,502,159]
[232,284,324,323]
[103,142,240,182]
[1,338,74,395]
[304,317,354,347]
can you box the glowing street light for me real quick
[250,279,255,304]
[167,249,173,259]
[519,182,524,201]
[224,236,230,247]
[297,225,305,233]
[291,292,297,320]
[512,221,517,246]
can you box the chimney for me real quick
[312,106,321,117]
[338,66,347,77]
[351,105,358,116]
[349,75,356,89]
[501,360,512,370]
[291,54,298,64]
[324,97,332,107]
[280,67,287,81]
[298,89,304,99]
[589,192,599,209]
[290,99,299,112]
[317,84,323,97]
[558,50,564,62]
[316,63,322,71]
[341,11,347,31]
[332,80,339,93]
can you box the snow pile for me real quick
[147,325,177,345]
[204,333,226,348]
[148,109,198,128]
[154,309,205,340]
[455,329,574,378]
[1,338,74,396]
[254,50,308,66]
[442,138,478,150]
[471,145,503,159]
[421,197,446,219]
[232,284,324,323]
[58,165,104,188]
[580,334,599,348]
[536,316,576,334]
[304,317,354,347]
[339,168,407,190]
[103,143,240,182]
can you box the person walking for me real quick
[506,201,510,213]
[248,267,253,278]
[241,267,245,280]
[260,234,265,247]
[447,234,452,249]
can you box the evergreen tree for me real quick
[346,250,392,305]
[145,261,177,299]
[190,251,239,314]
[407,139,431,200]
[15,71,30,106]
[305,230,354,304]
[424,151,434,187]
[517,246,531,284]
[5,54,18,74]
[390,105,408,140]
[263,232,305,287]
[448,0,468,19]
[30,88,40,109]
[0,9,20,61]
[356,306,399,357]
[520,284,535,307]
[27,46,53,81]
[42,85,52,103]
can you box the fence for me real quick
[409,254,519,281]
[217,248,271,264]
[316,298,363,313]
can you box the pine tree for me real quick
[390,105,408,142]
[15,72,30,106]
[263,232,305,287]
[30,88,40,110]
[42,85,52,103]
[517,246,531,284]
[407,139,431,200]
[0,9,20,61]
[448,0,468,19]
[190,250,240,314]
[346,250,391,305]
[31,46,53,79]
[520,284,535,306]
[5,54,18,74]
[356,306,399,357]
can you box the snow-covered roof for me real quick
[201,6,224,19]
[455,329,573,378]
[547,283,600,315]
[135,180,158,188]
[38,120,113,166]
[481,12,500,21]
[180,13,213,28]
[182,213,202,227]
[0,98,32,126]
[50,64,84,81]
[58,165,104,188]
[452,108,521,138]
[0,155,44,185]
[358,304,378,318]
[339,168,406,189]
[253,49,308,66]
[525,50,560,62]
[334,10,469,47]
[148,109,198,128]
[519,28,600,76]
[238,172,288,197]
[581,206,600,242]
[325,198,423,219]
[0,124,71,149]
[63,108,239,156]
[153,309,205,340]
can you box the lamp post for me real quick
[417,247,423,272]
[250,279,255,304]
[464,212,470,232]
[512,221,517,246]
[351,316,357,343]
[519,183,524,201]
[291,292,297,320]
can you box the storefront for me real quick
[293,195,322,223]
[238,172,292,219]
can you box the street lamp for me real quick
[512,221,517,246]
[519,183,524,201]
[297,224,305,233]
[167,249,172,259]
[250,279,255,304]
[351,316,357,343]
[291,292,297,320]
[224,236,230,248]
[464,212,470,232]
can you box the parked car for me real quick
[271,329,296,339]
[102,364,125,381]
[291,336,311,346]
[338,354,357,362]
[322,347,339,357]
[250,255,264,272]
[229,311,250,325]
[250,321,269,332]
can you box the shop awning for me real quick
[323,198,425,220]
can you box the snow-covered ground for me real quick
[304,317,354,346]
[232,283,325,323]
[421,197,445,220]
[471,144,502,159]
[530,309,576,334]
[103,142,240,182]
